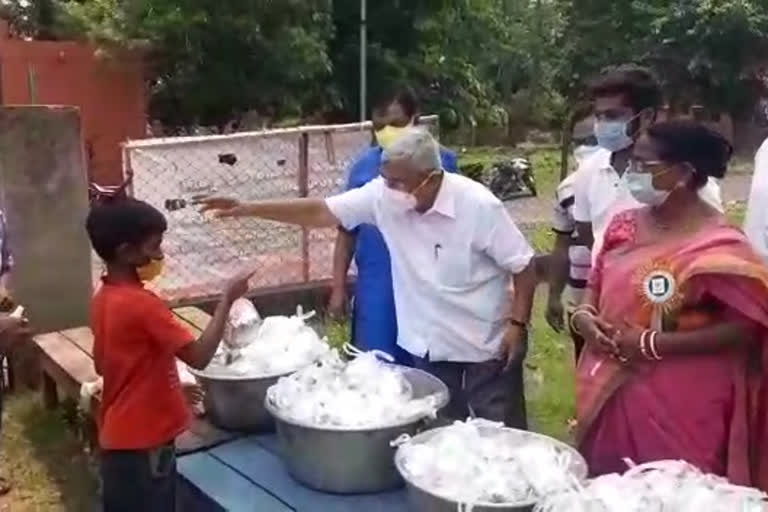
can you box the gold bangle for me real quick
[569,309,594,335]
[574,304,598,316]
[649,331,662,360]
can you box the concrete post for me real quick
[0,106,92,331]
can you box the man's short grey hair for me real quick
[381,128,441,174]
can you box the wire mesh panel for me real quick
[122,118,438,305]
[306,129,368,282]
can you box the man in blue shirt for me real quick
[328,86,458,364]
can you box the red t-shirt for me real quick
[91,281,194,450]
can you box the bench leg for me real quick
[10,342,41,391]
[42,372,58,409]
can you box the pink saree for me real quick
[576,208,768,490]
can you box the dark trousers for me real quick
[411,355,527,429]
[101,442,176,512]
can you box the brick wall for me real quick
[0,34,146,185]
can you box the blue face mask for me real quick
[594,119,633,152]
[625,172,671,206]
[594,111,645,152]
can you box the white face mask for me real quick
[625,171,672,206]
[573,145,601,166]
[380,171,438,214]
[381,186,417,213]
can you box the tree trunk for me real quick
[559,109,576,182]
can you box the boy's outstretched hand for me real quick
[223,269,257,304]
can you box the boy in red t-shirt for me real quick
[86,198,254,512]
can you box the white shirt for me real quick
[745,138,768,262]
[573,149,724,262]
[326,173,534,363]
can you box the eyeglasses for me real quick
[629,159,666,174]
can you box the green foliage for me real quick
[556,0,768,117]
[647,0,768,116]
[0,0,71,39]
[20,0,768,132]
[62,0,335,128]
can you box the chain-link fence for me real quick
[121,117,438,305]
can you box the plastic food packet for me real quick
[222,298,261,350]
[396,419,582,508]
[208,305,329,376]
[266,349,439,428]
[534,460,768,512]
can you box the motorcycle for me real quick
[88,171,133,204]
[486,157,537,200]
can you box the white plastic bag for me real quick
[222,298,261,349]
[207,305,328,377]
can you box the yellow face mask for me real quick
[375,125,409,150]
[136,258,164,282]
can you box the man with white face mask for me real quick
[572,65,723,265]
[196,128,537,428]
[328,86,457,365]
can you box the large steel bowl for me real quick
[190,367,293,432]
[265,366,449,494]
[394,426,588,512]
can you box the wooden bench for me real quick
[32,306,239,454]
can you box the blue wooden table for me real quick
[177,434,409,511]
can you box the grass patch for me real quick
[525,293,574,440]
[726,201,746,226]
[521,223,572,440]
[0,393,98,512]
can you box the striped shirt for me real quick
[553,173,591,297]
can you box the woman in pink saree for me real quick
[572,120,768,490]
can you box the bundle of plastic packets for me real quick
[535,459,768,512]
[205,301,330,377]
[394,419,584,511]
[266,350,441,428]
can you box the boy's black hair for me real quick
[371,85,420,119]
[588,64,663,113]
[86,198,167,262]
[646,120,732,187]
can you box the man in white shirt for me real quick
[745,137,768,262]
[573,65,722,261]
[197,129,537,428]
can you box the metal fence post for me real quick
[298,132,310,283]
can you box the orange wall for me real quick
[0,39,146,184]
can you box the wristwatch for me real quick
[508,318,529,331]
